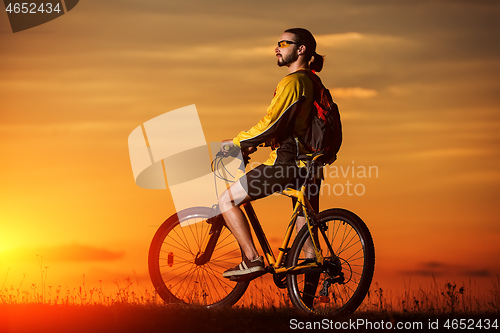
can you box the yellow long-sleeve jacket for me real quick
[233,70,314,165]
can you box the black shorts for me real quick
[240,164,322,214]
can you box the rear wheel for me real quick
[148,207,249,307]
[286,208,375,315]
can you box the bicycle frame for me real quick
[242,187,324,275]
[209,152,331,277]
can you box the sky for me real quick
[0,0,499,298]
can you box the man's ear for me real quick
[298,44,306,55]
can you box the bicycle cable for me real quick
[211,154,236,183]
[211,154,238,202]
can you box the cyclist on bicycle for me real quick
[219,28,325,279]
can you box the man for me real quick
[219,28,325,279]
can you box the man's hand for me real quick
[242,146,258,155]
[220,140,239,157]
[241,146,257,165]
[219,140,258,158]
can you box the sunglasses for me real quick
[277,40,297,48]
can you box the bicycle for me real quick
[148,149,375,315]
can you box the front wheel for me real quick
[148,206,249,307]
[286,208,375,315]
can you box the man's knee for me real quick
[219,190,234,211]
[219,181,249,212]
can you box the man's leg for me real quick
[296,216,315,259]
[219,179,259,261]
[297,178,323,307]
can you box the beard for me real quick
[277,51,299,67]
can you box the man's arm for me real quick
[233,74,309,149]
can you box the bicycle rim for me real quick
[148,207,249,307]
[287,208,375,315]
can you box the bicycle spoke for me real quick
[160,241,193,255]
[336,226,353,255]
[342,249,364,263]
[337,233,360,255]
[287,209,374,316]
[170,227,195,254]
[160,262,194,281]
[202,264,235,292]
[161,262,194,283]
[178,264,200,301]
[149,208,248,307]
[187,221,202,250]
[211,246,240,261]
[166,263,198,293]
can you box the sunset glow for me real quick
[0,1,499,305]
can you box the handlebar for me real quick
[217,145,257,164]
[213,145,257,182]
[213,147,322,188]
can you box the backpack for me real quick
[297,70,342,164]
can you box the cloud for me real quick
[400,261,493,278]
[317,32,412,49]
[332,87,377,99]
[1,243,125,262]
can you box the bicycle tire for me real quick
[148,206,249,307]
[286,208,375,315]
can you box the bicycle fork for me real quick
[308,217,346,304]
[194,214,225,265]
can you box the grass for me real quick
[359,279,499,315]
[0,276,499,333]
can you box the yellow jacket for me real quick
[233,70,314,165]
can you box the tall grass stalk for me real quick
[0,273,498,315]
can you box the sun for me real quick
[0,235,20,262]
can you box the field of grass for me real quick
[0,276,498,332]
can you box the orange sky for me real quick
[1,1,499,297]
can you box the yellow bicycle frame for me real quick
[241,154,325,275]
[218,150,325,276]
[262,185,324,274]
